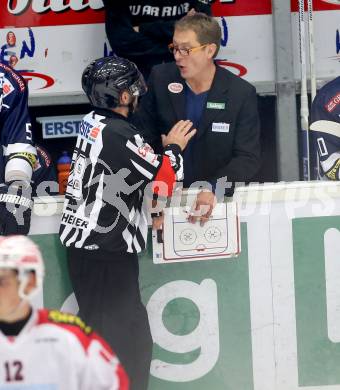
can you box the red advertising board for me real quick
[290,0,340,12]
[0,1,104,28]
[1,0,339,28]
[212,0,272,16]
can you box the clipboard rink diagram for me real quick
[152,202,240,263]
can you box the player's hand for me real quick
[188,190,216,226]
[161,120,196,151]
[187,8,196,15]
[0,181,33,235]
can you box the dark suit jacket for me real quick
[133,62,261,185]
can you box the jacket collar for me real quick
[168,63,231,138]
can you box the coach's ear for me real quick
[207,43,217,59]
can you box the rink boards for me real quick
[28,182,340,390]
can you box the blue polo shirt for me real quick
[183,85,208,187]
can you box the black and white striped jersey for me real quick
[59,109,183,254]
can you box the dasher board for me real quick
[152,202,240,264]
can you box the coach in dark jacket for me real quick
[133,13,261,222]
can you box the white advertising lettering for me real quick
[7,0,104,14]
[147,279,219,382]
[161,3,190,17]
[37,115,83,139]
[142,5,159,17]
[128,2,189,17]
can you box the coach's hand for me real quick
[0,181,33,235]
[161,120,196,151]
[188,190,216,226]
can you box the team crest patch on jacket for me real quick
[325,93,340,113]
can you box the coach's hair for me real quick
[175,13,221,57]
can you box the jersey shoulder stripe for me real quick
[37,309,117,358]
[0,63,26,92]
[37,309,94,351]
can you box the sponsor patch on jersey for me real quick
[48,310,92,335]
[79,117,104,144]
[138,143,154,158]
[212,122,230,133]
[126,136,160,167]
[325,92,340,113]
[89,126,100,139]
[84,244,99,250]
[168,82,183,93]
[0,74,15,98]
[61,212,89,228]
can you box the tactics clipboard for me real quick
[152,202,240,263]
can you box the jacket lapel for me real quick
[168,67,186,121]
[196,65,230,139]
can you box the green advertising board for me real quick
[29,182,340,390]
[294,216,340,387]
[31,226,253,390]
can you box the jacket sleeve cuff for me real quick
[164,143,182,156]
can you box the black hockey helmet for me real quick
[81,56,147,109]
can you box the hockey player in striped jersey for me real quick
[0,63,37,235]
[59,56,196,390]
[0,235,129,390]
[310,76,340,180]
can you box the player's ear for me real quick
[119,91,130,105]
[24,272,37,295]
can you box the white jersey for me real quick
[0,308,129,390]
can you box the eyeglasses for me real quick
[168,43,209,56]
